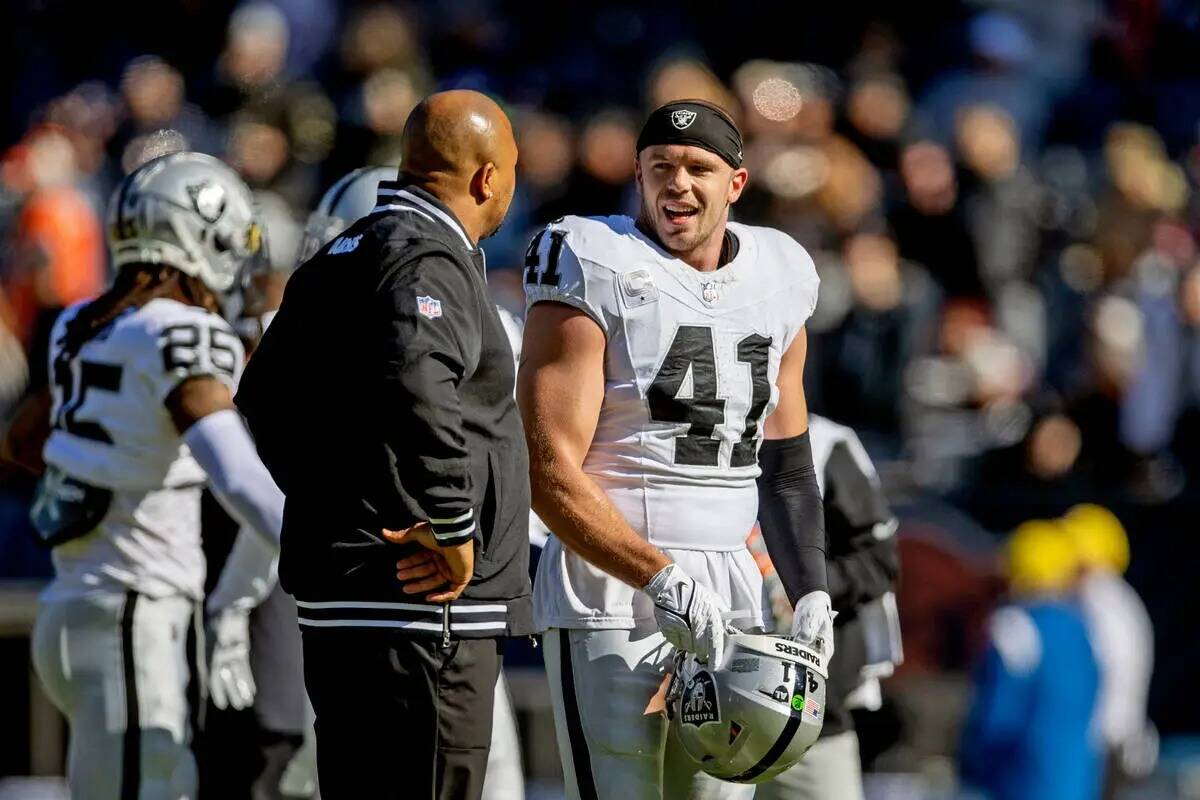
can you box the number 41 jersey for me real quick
[524,215,819,626]
[40,297,244,602]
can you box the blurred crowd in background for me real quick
[3,0,1200,793]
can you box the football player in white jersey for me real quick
[2,152,285,800]
[517,100,833,799]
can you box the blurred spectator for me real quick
[323,6,431,183]
[890,140,984,299]
[646,56,737,112]
[44,82,120,207]
[338,4,431,91]
[208,3,336,208]
[955,104,1048,368]
[839,72,910,173]
[809,231,940,453]
[1065,294,1167,497]
[112,56,212,168]
[1,126,105,388]
[271,0,338,78]
[956,105,1040,287]
[514,109,574,222]
[1060,505,1157,798]
[228,117,290,188]
[959,520,1101,800]
[1093,124,1188,285]
[483,109,575,268]
[560,108,638,219]
[916,11,1051,149]
[215,3,291,108]
[903,300,1035,491]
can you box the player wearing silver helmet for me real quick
[3,152,285,800]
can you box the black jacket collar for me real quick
[375,180,477,251]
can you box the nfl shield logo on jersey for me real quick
[701,281,720,304]
[671,109,698,130]
[417,295,443,319]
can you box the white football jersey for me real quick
[41,298,244,602]
[524,215,819,629]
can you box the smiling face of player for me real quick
[636,144,748,269]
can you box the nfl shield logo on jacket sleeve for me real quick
[417,295,443,319]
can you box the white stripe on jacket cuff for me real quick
[429,510,473,526]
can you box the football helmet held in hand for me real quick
[666,634,828,784]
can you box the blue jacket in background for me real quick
[960,598,1101,800]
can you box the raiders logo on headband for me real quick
[671,109,698,130]
[638,101,744,168]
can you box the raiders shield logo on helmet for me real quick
[680,671,721,726]
[188,181,227,223]
[671,109,698,130]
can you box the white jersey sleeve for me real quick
[137,302,245,402]
[523,217,621,338]
[748,224,820,352]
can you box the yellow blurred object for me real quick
[1061,504,1131,574]
[1006,520,1079,594]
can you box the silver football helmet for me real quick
[666,634,828,784]
[109,151,263,297]
[297,166,393,263]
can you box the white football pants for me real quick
[544,627,755,800]
[32,590,201,800]
[482,670,525,800]
[754,730,865,800]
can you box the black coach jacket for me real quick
[235,180,533,639]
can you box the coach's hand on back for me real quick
[383,522,475,602]
[644,563,729,666]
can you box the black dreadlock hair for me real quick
[59,263,217,359]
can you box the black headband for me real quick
[636,101,744,169]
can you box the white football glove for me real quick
[208,608,256,711]
[790,590,836,660]
[644,563,729,665]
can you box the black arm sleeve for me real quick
[377,255,483,545]
[756,431,827,605]
[823,440,900,609]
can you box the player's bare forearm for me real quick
[531,449,669,589]
[518,303,670,589]
[764,328,810,440]
[0,387,52,475]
